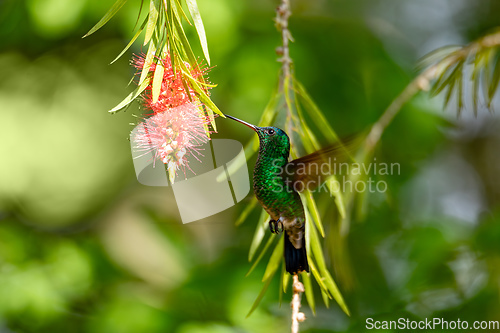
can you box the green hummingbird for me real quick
[225,114,356,274]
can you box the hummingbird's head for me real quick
[224,114,291,157]
[254,126,289,149]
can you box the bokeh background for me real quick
[1,0,500,332]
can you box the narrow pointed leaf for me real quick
[321,289,330,308]
[308,259,330,297]
[294,79,339,142]
[235,198,258,226]
[301,271,316,315]
[488,51,500,104]
[323,270,350,316]
[170,2,196,64]
[110,16,148,64]
[144,0,160,45]
[432,61,461,98]
[262,236,284,281]
[139,42,156,85]
[304,203,312,256]
[248,210,268,261]
[282,268,290,293]
[186,0,210,65]
[457,69,464,117]
[472,71,480,117]
[247,269,277,317]
[133,0,146,31]
[304,191,325,237]
[186,75,223,116]
[83,0,127,38]
[173,0,191,23]
[416,46,461,71]
[109,77,150,113]
[443,75,457,110]
[327,176,346,219]
[246,234,276,277]
[279,265,285,306]
[152,61,165,103]
[308,212,328,274]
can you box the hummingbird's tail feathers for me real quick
[284,235,309,274]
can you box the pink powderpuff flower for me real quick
[132,53,210,115]
[133,102,210,183]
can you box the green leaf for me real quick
[303,201,312,256]
[294,79,339,142]
[173,0,191,23]
[303,191,325,237]
[321,289,330,308]
[293,86,321,152]
[308,212,328,274]
[247,269,277,318]
[308,259,330,297]
[139,41,156,86]
[262,236,284,281]
[431,61,461,97]
[323,269,350,316]
[443,70,458,110]
[473,76,480,117]
[488,50,500,105]
[279,265,285,306]
[235,198,258,226]
[109,76,150,113]
[83,0,127,38]
[144,0,160,46]
[132,0,146,31]
[185,75,223,116]
[246,234,276,277]
[282,268,290,293]
[416,46,461,72]
[186,0,210,65]
[327,176,346,219]
[248,210,268,261]
[301,271,316,315]
[110,15,148,64]
[170,0,196,65]
[152,61,165,103]
[457,67,464,117]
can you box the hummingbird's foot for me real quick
[269,219,284,234]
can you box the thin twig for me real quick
[275,0,295,143]
[364,30,500,154]
[291,274,305,333]
[275,4,307,332]
[275,0,293,92]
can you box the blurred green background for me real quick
[1,0,500,332]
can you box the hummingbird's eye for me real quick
[268,128,275,135]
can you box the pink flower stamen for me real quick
[131,53,214,183]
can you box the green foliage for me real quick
[422,29,500,116]
[83,0,221,119]
[239,73,352,315]
[3,1,500,332]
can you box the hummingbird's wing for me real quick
[282,135,362,192]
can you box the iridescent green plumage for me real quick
[225,115,309,274]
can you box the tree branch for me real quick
[291,274,305,333]
[364,30,500,154]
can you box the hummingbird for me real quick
[225,114,356,274]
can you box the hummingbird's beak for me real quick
[224,114,257,131]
